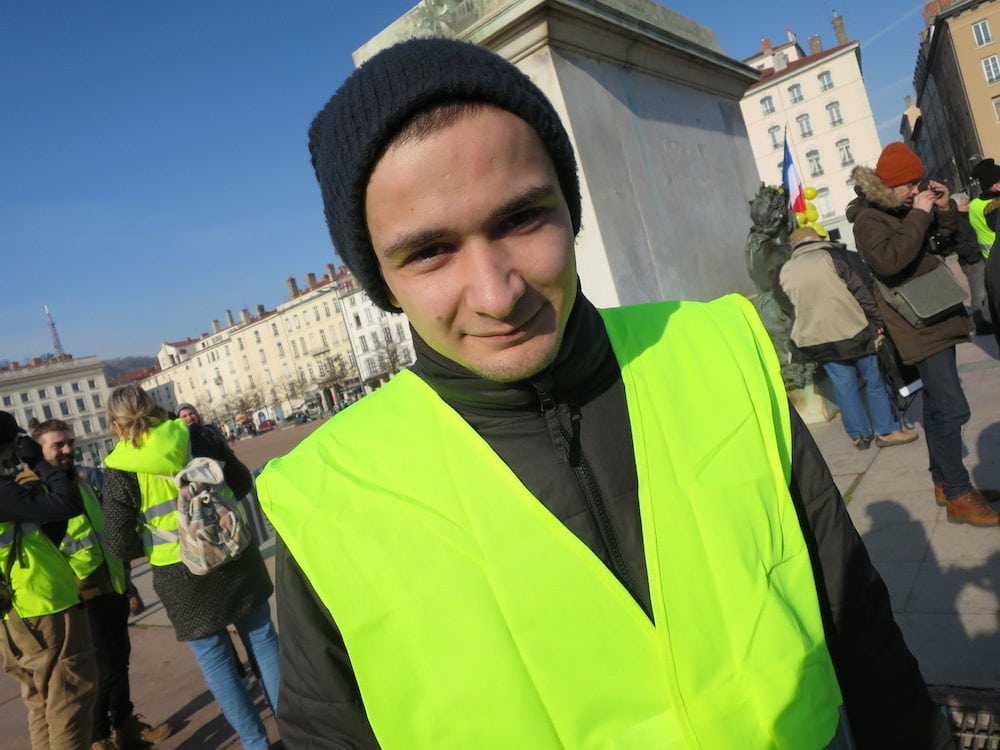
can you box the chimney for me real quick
[256,304,266,317]
[774,51,788,72]
[307,272,318,289]
[240,308,250,324]
[761,38,772,54]
[287,277,300,299]
[904,95,914,108]
[923,1,942,24]
[786,27,797,45]
[212,319,221,333]
[225,309,235,326]
[326,263,336,281]
[808,35,823,54]
[832,13,848,46]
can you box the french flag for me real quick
[781,139,806,214]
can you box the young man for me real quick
[31,419,170,749]
[176,402,225,441]
[258,39,953,749]
[847,143,999,526]
[779,226,917,450]
[0,411,97,749]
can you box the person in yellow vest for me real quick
[29,419,171,750]
[257,39,953,749]
[101,386,280,750]
[0,410,98,749]
[969,158,1000,353]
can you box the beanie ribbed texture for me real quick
[309,38,582,312]
[971,158,1000,193]
[875,142,925,188]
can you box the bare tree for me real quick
[316,352,359,402]
[371,333,412,380]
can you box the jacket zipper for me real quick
[536,385,636,600]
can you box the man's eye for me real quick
[405,244,449,266]
[500,206,546,233]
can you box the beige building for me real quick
[908,0,1000,192]
[141,269,413,431]
[0,355,112,465]
[740,15,882,244]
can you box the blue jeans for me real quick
[823,354,899,439]
[915,347,972,499]
[187,602,280,750]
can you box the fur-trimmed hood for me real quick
[846,165,904,220]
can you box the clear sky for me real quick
[2,0,930,362]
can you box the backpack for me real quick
[153,456,250,575]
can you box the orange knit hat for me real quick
[875,142,925,187]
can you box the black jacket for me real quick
[0,459,82,524]
[274,295,953,749]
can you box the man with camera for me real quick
[0,410,98,748]
[847,142,998,525]
[30,418,170,749]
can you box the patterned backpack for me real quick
[154,456,249,575]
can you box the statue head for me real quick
[749,184,791,236]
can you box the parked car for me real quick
[257,419,276,431]
[284,411,312,423]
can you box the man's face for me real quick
[365,106,577,383]
[892,180,921,206]
[178,408,200,426]
[38,430,75,471]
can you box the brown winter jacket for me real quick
[845,165,970,364]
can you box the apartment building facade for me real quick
[141,268,413,431]
[740,15,882,244]
[908,0,1000,194]
[0,355,112,465]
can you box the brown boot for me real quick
[945,489,1000,526]
[113,714,172,748]
[935,485,1000,507]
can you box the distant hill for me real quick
[103,356,157,383]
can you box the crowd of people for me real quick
[0,393,279,749]
[5,36,1000,750]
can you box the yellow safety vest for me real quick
[60,482,126,594]
[105,419,188,566]
[969,196,995,259]
[0,520,81,619]
[259,296,845,749]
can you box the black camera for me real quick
[917,179,944,196]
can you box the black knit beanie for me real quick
[308,37,582,312]
[971,158,1000,193]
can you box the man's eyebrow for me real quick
[378,183,558,263]
[380,229,448,263]
[490,184,557,223]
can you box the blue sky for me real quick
[2,1,929,361]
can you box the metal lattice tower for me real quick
[44,305,65,357]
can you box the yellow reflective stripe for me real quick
[60,531,100,555]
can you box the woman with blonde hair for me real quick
[102,385,279,749]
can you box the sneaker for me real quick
[874,430,918,447]
[851,436,872,450]
[945,489,1000,526]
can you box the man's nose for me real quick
[464,244,526,318]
